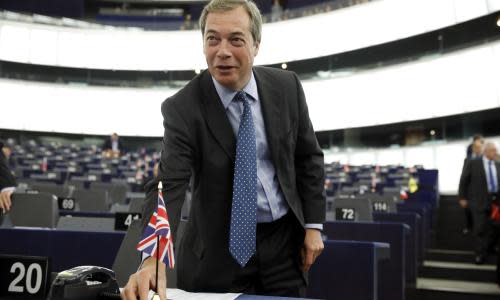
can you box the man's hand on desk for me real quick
[121,256,167,300]
[301,228,324,272]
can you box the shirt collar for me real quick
[212,71,259,110]
[483,156,494,164]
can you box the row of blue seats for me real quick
[0,225,388,300]
[0,203,430,300]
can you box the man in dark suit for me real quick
[102,133,123,158]
[122,1,325,299]
[0,140,17,213]
[459,141,499,264]
[466,134,484,159]
[460,138,484,234]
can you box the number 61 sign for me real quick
[0,255,50,299]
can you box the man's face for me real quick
[203,6,259,91]
[2,146,11,158]
[485,145,498,160]
[472,139,484,155]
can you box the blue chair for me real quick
[373,212,422,284]
[0,227,125,272]
[307,240,390,300]
[397,202,431,248]
[324,221,409,300]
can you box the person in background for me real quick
[271,0,283,22]
[139,161,160,193]
[102,132,123,159]
[460,138,485,234]
[467,134,484,159]
[2,142,16,170]
[459,141,499,264]
[0,139,17,214]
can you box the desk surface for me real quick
[238,296,312,299]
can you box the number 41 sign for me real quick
[0,255,51,299]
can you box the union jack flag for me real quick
[136,182,175,268]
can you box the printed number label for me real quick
[373,202,388,212]
[58,197,75,210]
[124,214,140,227]
[114,213,142,231]
[335,208,355,221]
[8,263,42,294]
[0,255,49,299]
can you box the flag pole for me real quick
[156,236,159,293]
[155,181,162,297]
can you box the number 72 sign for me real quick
[335,207,356,221]
[0,255,50,299]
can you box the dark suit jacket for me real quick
[0,141,16,190]
[459,158,500,212]
[466,144,473,159]
[141,67,325,292]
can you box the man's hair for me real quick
[199,0,262,44]
[484,141,498,151]
[472,134,483,142]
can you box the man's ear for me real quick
[253,41,260,57]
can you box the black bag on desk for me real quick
[47,266,120,300]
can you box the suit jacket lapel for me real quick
[200,71,236,161]
[254,68,283,169]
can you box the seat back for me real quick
[57,216,115,232]
[9,192,59,228]
[73,189,109,212]
[329,197,373,222]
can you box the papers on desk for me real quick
[148,288,241,300]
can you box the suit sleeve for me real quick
[458,158,471,200]
[292,73,326,225]
[142,99,194,240]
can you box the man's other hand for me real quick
[301,228,324,272]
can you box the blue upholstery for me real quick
[324,221,409,300]
[307,240,390,300]
[373,212,422,284]
[397,202,431,248]
[0,228,125,272]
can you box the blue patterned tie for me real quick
[229,91,257,267]
[489,160,497,193]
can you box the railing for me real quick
[0,0,373,31]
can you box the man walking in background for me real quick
[459,142,500,264]
[460,136,484,234]
[466,134,484,159]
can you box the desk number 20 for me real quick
[8,262,42,294]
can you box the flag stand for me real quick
[137,180,174,300]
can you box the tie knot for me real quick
[234,91,248,103]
